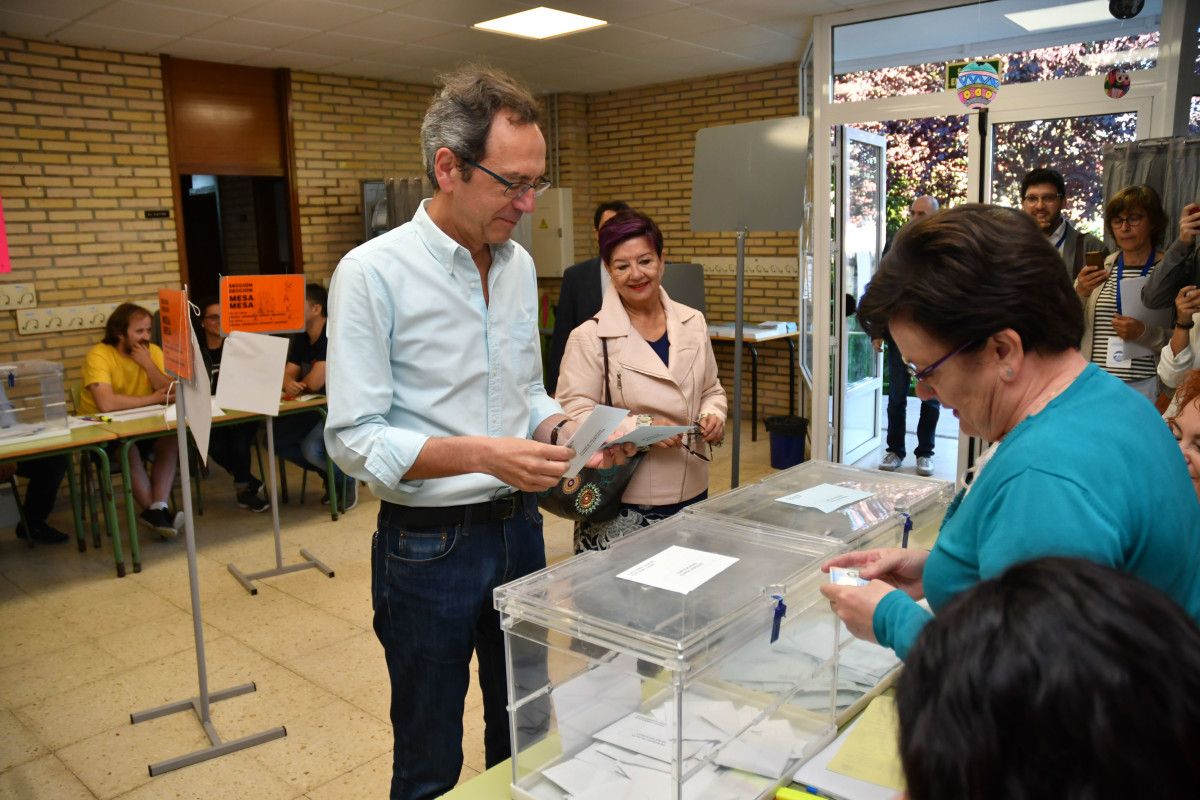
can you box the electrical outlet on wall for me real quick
[0,283,37,310]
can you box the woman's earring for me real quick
[1004,367,1015,380]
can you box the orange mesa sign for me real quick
[158,288,193,381]
[220,275,306,335]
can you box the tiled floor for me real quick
[0,422,777,799]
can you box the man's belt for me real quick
[379,493,523,527]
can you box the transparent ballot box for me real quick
[0,361,69,446]
[494,516,843,800]
[687,459,954,552]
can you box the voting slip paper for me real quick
[776,483,874,514]
[616,545,738,594]
[563,404,629,479]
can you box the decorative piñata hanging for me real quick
[1104,67,1131,99]
[956,61,1001,109]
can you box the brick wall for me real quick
[0,36,175,371]
[289,71,432,285]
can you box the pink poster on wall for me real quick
[0,196,10,274]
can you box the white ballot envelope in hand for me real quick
[563,405,630,479]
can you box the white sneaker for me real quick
[916,456,934,476]
[878,452,903,471]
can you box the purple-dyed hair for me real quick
[598,210,663,264]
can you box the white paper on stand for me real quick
[214,331,290,416]
[563,404,629,479]
[176,325,213,465]
[616,545,738,594]
[776,483,874,513]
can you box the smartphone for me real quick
[1084,251,1105,268]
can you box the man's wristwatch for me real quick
[1177,319,1196,330]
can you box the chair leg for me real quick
[277,456,290,504]
[7,476,32,548]
[82,453,103,548]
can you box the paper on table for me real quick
[825,695,905,791]
[551,655,642,754]
[776,483,874,513]
[616,545,738,595]
[607,424,692,448]
[563,404,629,479]
[214,331,290,416]
[104,405,166,421]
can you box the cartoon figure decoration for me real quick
[956,61,1001,109]
[1104,67,1131,99]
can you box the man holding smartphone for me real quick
[1143,202,1200,310]
[1019,168,1105,279]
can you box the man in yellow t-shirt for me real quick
[81,303,180,537]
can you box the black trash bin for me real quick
[764,415,808,470]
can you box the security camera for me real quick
[1109,0,1144,20]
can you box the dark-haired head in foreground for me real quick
[898,557,1200,800]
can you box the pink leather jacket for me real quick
[556,286,727,506]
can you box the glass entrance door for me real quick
[834,126,886,464]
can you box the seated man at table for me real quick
[80,302,180,537]
[274,283,356,511]
[195,299,267,512]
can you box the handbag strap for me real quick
[591,317,612,406]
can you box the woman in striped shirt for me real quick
[1076,185,1173,402]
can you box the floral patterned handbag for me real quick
[538,327,645,522]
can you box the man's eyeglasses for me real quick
[1111,213,1146,229]
[202,314,220,321]
[1021,193,1062,206]
[905,339,980,382]
[462,159,551,200]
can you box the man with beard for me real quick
[81,302,180,536]
[1019,167,1105,279]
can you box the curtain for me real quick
[1103,136,1200,247]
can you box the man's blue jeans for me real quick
[372,493,548,800]
[885,338,940,459]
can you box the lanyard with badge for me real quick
[1054,224,1068,250]
[1105,249,1155,369]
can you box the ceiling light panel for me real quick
[473,6,606,40]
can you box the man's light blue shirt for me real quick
[324,199,561,507]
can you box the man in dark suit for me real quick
[545,200,631,395]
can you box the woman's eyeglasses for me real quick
[684,427,713,461]
[905,339,980,382]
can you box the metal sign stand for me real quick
[131,382,286,775]
[691,116,809,489]
[227,415,334,595]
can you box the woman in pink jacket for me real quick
[557,210,727,551]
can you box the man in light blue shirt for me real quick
[325,67,603,800]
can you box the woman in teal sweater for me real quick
[822,205,1200,660]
